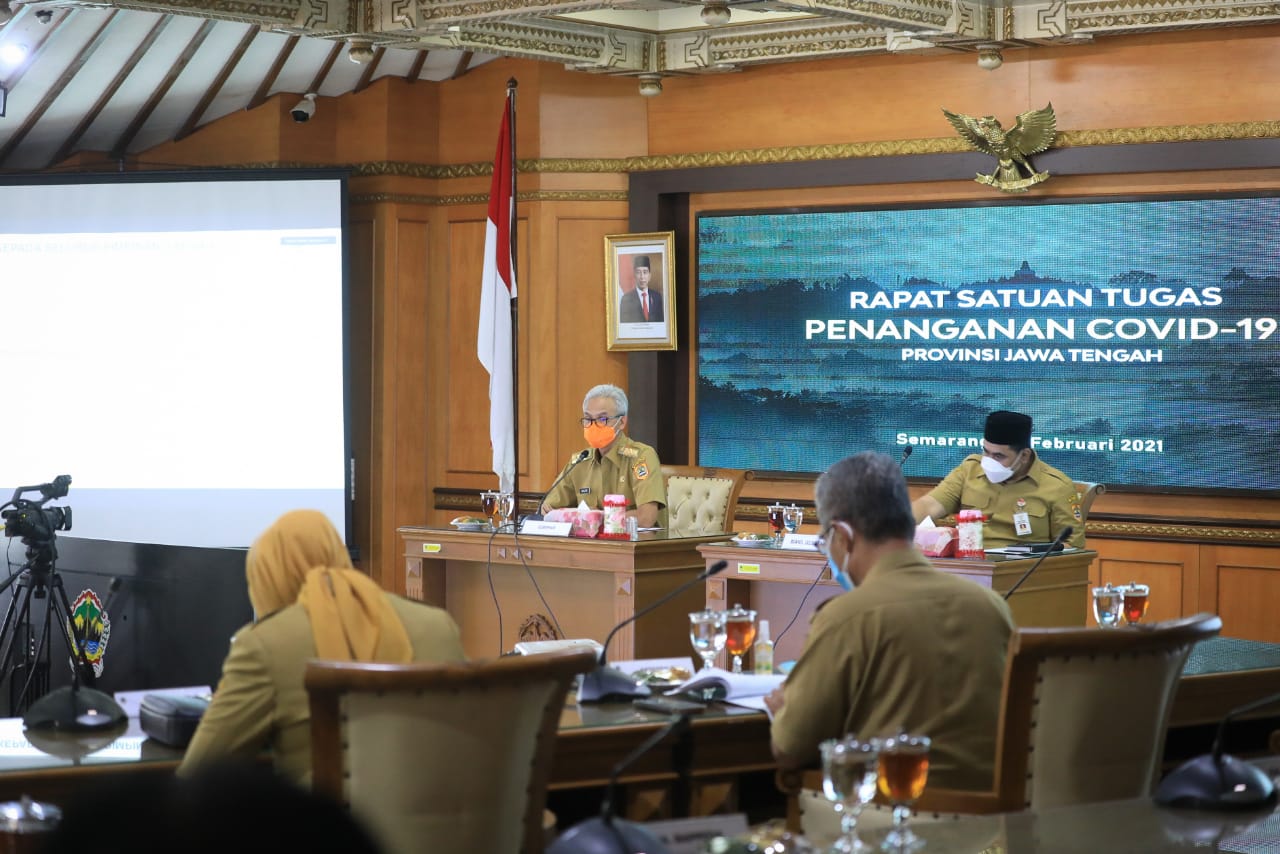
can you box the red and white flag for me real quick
[477,92,516,493]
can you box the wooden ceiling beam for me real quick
[175,22,258,142]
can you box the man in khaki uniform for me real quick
[540,383,666,527]
[766,452,1013,791]
[912,410,1085,549]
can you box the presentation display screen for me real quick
[696,194,1280,494]
[0,172,351,547]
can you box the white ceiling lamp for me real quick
[348,39,374,64]
[637,74,663,97]
[700,0,731,26]
[976,44,1003,70]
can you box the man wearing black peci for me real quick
[912,410,1085,549]
[766,451,1013,790]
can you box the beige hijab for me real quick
[246,510,412,662]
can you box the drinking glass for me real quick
[876,733,930,852]
[784,504,804,537]
[496,491,516,529]
[689,610,727,673]
[723,604,758,674]
[1121,582,1150,625]
[768,503,787,544]
[1092,583,1123,629]
[480,491,499,530]
[821,736,880,853]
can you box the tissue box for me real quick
[915,526,958,558]
[545,508,604,538]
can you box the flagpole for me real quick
[506,78,521,519]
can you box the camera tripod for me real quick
[0,541,99,719]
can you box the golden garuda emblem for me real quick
[942,103,1057,193]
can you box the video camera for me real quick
[0,475,73,545]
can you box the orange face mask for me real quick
[583,422,617,450]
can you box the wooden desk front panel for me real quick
[400,528,722,659]
[698,545,1092,664]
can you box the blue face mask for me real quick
[829,555,854,591]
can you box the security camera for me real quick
[291,93,316,124]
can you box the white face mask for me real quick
[981,454,1016,483]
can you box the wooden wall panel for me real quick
[1090,540,1199,625]
[1200,545,1280,641]
[347,213,375,573]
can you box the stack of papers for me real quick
[666,667,785,712]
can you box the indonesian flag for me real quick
[478,93,516,493]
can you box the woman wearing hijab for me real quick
[180,509,465,785]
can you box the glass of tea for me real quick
[1092,583,1123,629]
[784,504,804,537]
[480,491,499,530]
[822,736,880,853]
[877,733,930,852]
[768,503,787,544]
[689,610,727,673]
[723,603,758,674]
[1121,582,1150,625]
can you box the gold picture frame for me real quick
[604,231,677,352]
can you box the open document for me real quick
[666,667,785,712]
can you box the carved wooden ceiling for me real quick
[0,0,1273,170]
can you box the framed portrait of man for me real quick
[604,231,677,352]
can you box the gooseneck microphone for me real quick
[527,449,591,522]
[548,714,688,854]
[1002,525,1073,601]
[578,560,729,703]
[1155,689,1280,810]
[900,444,913,467]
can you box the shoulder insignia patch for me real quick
[634,462,649,480]
[619,446,639,459]
[1073,505,1083,522]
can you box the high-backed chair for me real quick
[786,612,1222,833]
[1074,481,1107,523]
[661,465,746,536]
[306,648,598,854]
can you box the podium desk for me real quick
[398,527,728,660]
[696,543,1093,664]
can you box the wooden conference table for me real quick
[0,635,1273,816]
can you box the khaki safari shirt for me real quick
[925,453,1086,549]
[543,435,666,515]
[771,546,1014,791]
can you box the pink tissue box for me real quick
[545,508,604,538]
[915,526,958,558]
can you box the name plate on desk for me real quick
[781,533,819,550]
[520,520,571,537]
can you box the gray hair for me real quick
[582,384,628,416]
[815,451,915,542]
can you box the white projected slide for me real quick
[0,175,348,548]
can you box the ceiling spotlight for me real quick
[976,44,1003,71]
[348,39,374,64]
[637,74,663,97]
[35,9,53,23]
[0,2,13,25]
[700,0,731,26]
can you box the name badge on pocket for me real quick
[1013,512,1032,536]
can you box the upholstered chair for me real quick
[661,466,746,536]
[306,648,597,854]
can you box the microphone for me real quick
[526,449,591,523]
[1155,690,1280,810]
[578,560,730,703]
[547,715,686,854]
[900,444,913,467]
[1002,525,1073,601]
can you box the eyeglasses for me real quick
[579,413,624,428]
[815,526,831,553]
